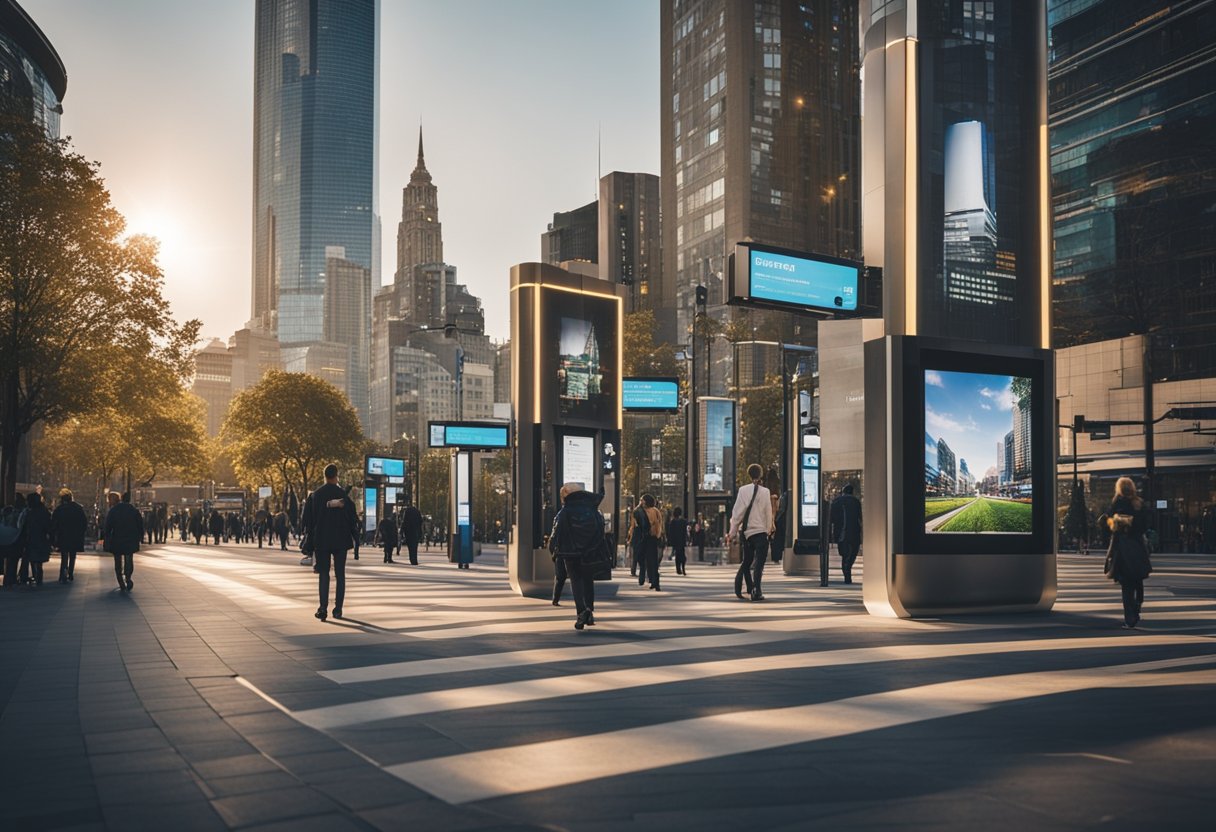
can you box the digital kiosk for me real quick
[859,1,1055,616]
[782,428,823,577]
[363,455,406,538]
[509,263,622,598]
[428,422,511,567]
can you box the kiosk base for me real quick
[864,552,1057,618]
[781,551,821,578]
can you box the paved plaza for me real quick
[1,544,1213,831]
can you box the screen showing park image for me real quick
[924,369,1033,534]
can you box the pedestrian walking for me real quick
[377,512,399,563]
[829,484,863,584]
[51,488,87,583]
[207,510,224,545]
[20,492,53,588]
[188,509,203,544]
[767,468,788,574]
[692,513,706,562]
[102,491,143,592]
[727,464,774,601]
[1104,476,1153,629]
[548,483,607,630]
[254,507,270,548]
[634,494,663,590]
[667,506,689,576]
[274,509,290,551]
[400,502,422,565]
[300,463,360,621]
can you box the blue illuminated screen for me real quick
[749,249,858,311]
[366,457,405,478]
[445,425,509,448]
[622,378,679,411]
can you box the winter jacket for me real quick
[104,502,144,554]
[549,490,607,561]
[52,500,88,553]
[301,483,360,553]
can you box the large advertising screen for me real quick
[545,288,619,425]
[699,398,735,494]
[731,243,860,315]
[622,377,679,412]
[560,434,595,492]
[923,369,1032,534]
[428,422,510,450]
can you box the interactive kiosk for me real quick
[859,1,1055,616]
[508,263,622,598]
[782,428,822,577]
[427,421,511,566]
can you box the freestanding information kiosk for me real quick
[428,421,511,567]
[509,263,622,598]
[859,1,1055,616]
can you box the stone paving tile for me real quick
[204,770,303,797]
[209,784,344,827]
[103,800,230,832]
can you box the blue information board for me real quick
[366,456,405,478]
[733,243,861,314]
[622,377,680,412]
[428,421,510,450]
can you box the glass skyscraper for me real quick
[0,0,65,140]
[1049,0,1216,378]
[251,0,377,345]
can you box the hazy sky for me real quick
[24,0,660,343]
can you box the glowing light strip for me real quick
[1039,127,1051,349]
[904,38,918,337]
[533,285,542,418]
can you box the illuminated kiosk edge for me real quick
[509,263,623,599]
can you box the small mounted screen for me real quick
[427,422,510,450]
[732,243,861,315]
[622,378,679,412]
[366,456,405,478]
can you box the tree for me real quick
[222,371,363,499]
[736,374,785,486]
[0,112,199,503]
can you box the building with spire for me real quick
[369,125,495,446]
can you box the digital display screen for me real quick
[800,451,820,528]
[366,456,405,478]
[257,486,272,500]
[428,422,510,449]
[924,369,1032,534]
[748,247,858,312]
[385,487,400,505]
[547,288,618,424]
[699,399,735,494]
[561,434,595,493]
[364,489,377,532]
[622,378,679,412]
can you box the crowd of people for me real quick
[0,465,1159,632]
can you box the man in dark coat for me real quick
[103,491,144,592]
[300,464,360,621]
[548,483,606,630]
[828,483,863,584]
[21,492,53,587]
[207,510,224,545]
[667,506,689,576]
[51,489,88,583]
[273,509,290,551]
[400,502,423,566]
[377,513,399,563]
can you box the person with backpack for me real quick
[300,463,361,621]
[634,494,664,591]
[548,483,607,630]
[727,464,774,601]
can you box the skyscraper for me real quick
[1049,0,1216,378]
[598,171,662,314]
[660,0,861,348]
[323,249,371,427]
[541,201,598,267]
[0,0,66,140]
[251,0,377,343]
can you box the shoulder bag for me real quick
[728,485,760,562]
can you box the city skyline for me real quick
[22,0,660,343]
[924,369,1023,484]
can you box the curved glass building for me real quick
[0,0,66,139]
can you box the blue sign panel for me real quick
[747,247,859,312]
[428,421,511,450]
[622,377,679,412]
[445,425,509,449]
[366,456,405,478]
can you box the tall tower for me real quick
[395,127,443,290]
[251,0,377,343]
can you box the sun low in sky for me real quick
[25,0,659,344]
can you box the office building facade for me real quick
[599,171,662,314]
[660,0,861,351]
[0,0,65,139]
[323,249,371,427]
[541,200,598,266]
[251,0,377,343]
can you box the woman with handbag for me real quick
[1104,476,1152,628]
[549,483,606,630]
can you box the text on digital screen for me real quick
[622,378,679,411]
[750,249,858,311]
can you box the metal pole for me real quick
[690,301,698,528]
